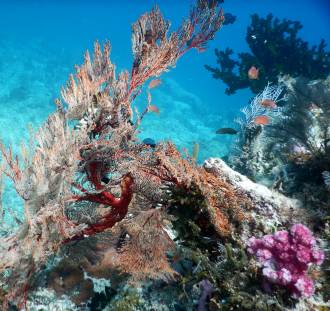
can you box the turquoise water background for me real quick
[0,0,329,222]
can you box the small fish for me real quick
[248,66,259,80]
[192,142,199,161]
[261,99,277,109]
[308,80,320,86]
[216,127,238,135]
[148,105,160,114]
[143,138,156,148]
[223,13,236,25]
[148,79,161,89]
[254,115,269,125]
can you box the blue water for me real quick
[0,0,329,222]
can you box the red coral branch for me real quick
[65,172,134,243]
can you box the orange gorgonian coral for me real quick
[0,1,246,309]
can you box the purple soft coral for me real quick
[247,224,324,298]
[197,279,214,311]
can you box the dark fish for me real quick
[143,138,157,148]
[101,175,110,184]
[223,13,237,25]
[216,127,238,135]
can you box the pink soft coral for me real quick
[247,224,324,298]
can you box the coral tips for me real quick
[247,224,324,298]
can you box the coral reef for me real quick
[0,2,328,310]
[0,1,229,309]
[230,77,330,209]
[205,14,330,94]
[248,224,325,298]
[227,76,330,308]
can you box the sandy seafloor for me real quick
[0,0,329,223]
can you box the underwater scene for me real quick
[0,0,329,310]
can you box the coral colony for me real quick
[206,14,330,94]
[248,224,325,298]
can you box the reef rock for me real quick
[204,158,306,239]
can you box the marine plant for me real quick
[0,1,252,309]
[248,224,325,298]
[205,14,330,94]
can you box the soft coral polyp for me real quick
[248,224,325,298]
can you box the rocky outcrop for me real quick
[204,158,307,240]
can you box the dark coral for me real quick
[205,14,330,94]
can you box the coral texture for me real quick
[204,157,304,237]
[247,224,324,298]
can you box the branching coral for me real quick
[247,224,325,298]
[0,1,228,309]
[205,14,330,95]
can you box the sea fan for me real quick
[235,82,286,129]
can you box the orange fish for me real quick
[261,99,277,109]
[248,66,259,79]
[148,105,160,114]
[254,115,269,125]
[148,79,161,89]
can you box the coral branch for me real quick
[66,174,134,242]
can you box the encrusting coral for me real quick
[0,1,248,309]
